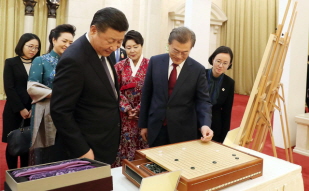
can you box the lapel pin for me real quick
[222,88,225,91]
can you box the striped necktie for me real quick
[101,57,118,99]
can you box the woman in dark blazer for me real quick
[2,33,41,169]
[206,46,235,143]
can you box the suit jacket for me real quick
[109,48,127,65]
[138,53,212,146]
[2,56,32,142]
[206,69,234,143]
[50,34,121,164]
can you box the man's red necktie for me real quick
[164,63,178,126]
[168,63,178,96]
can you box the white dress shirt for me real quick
[168,58,185,79]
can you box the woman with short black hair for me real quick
[2,33,41,169]
[206,46,235,143]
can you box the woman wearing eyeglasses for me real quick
[27,24,75,165]
[206,46,235,143]
[2,33,41,169]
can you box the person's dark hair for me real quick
[15,33,41,59]
[48,24,76,53]
[90,7,129,33]
[122,30,144,47]
[168,26,196,47]
[208,46,234,70]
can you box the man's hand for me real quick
[200,126,213,142]
[140,128,148,142]
[79,148,94,160]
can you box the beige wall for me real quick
[65,0,103,39]
[64,0,223,59]
[65,0,185,59]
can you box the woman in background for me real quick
[112,30,149,167]
[28,24,75,165]
[2,33,41,169]
[207,46,235,143]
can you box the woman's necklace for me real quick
[20,57,32,64]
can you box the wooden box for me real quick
[123,140,263,191]
[5,158,112,191]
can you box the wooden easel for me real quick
[224,0,297,162]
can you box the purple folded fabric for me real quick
[29,165,95,180]
[12,159,91,177]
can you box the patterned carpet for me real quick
[0,94,308,190]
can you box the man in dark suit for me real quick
[109,47,127,65]
[50,7,129,164]
[139,27,213,147]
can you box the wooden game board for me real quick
[140,140,259,179]
[123,140,263,191]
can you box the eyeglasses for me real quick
[214,59,230,67]
[170,48,189,57]
[25,45,40,51]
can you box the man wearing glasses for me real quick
[139,26,213,147]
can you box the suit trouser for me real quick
[150,125,170,147]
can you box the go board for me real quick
[123,140,263,191]
[139,140,260,179]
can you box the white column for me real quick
[141,0,168,58]
[46,18,57,52]
[24,16,34,33]
[273,0,309,148]
[184,0,211,67]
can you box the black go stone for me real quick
[144,163,167,174]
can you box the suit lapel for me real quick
[82,36,117,100]
[217,75,228,103]
[15,57,29,80]
[168,59,191,102]
[161,55,170,101]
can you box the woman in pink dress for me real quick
[112,30,149,167]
